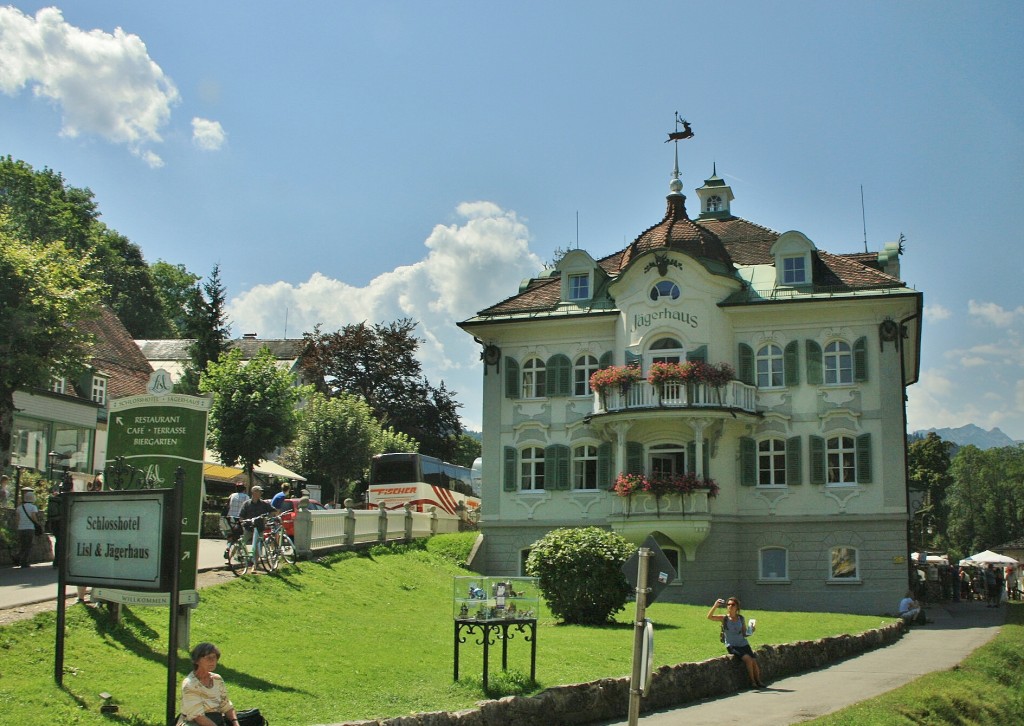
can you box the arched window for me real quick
[573,354,599,396]
[756,344,784,388]
[759,547,788,580]
[520,447,545,490]
[707,195,722,212]
[572,444,599,490]
[647,337,685,371]
[824,340,853,384]
[758,438,787,486]
[521,357,546,398]
[829,546,859,580]
[649,280,681,301]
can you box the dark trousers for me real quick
[16,529,35,566]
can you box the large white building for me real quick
[458,148,922,615]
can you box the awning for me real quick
[203,451,307,483]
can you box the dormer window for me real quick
[51,377,66,394]
[707,195,722,212]
[91,376,107,406]
[782,256,806,284]
[567,273,590,301]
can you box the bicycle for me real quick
[225,515,279,575]
[263,514,297,568]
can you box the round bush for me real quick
[525,526,634,625]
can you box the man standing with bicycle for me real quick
[238,485,275,556]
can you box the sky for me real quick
[2,2,1023,440]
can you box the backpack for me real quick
[720,615,744,643]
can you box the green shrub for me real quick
[525,526,633,625]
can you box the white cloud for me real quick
[0,6,205,165]
[192,117,226,151]
[923,303,951,322]
[968,299,1024,327]
[227,202,542,429]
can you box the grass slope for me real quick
[0,534,886,725]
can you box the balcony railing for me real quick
[594,380,757,414]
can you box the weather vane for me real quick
[666,112,694,143]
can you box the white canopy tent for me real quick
[958,550,1019,567]
[910,552,948,565]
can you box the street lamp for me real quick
[47,450,60,484]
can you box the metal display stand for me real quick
[454,618,537,690]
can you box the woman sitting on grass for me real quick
[707,597,765,689]
[178,642,240,726]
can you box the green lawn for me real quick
[0,535,888,725]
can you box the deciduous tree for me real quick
[946,445,1024,557]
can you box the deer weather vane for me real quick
[666,112,694,142]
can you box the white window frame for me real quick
[829,546,860,581]
[826,435,857,485]
[824,340,853,384]
[51,377,66,394]
[521,358,546,399]
[91,376,107,406]
[648,443,686,478]
[757,438,787,487]
[759,547,789,581]
[572,444,599,490]
[756,344,784,388]
[520,447,545,491]
[782,255,806,284]
[649,280,681,301]
[646,337,684,373]
[573,355,599,396]
[707,195,722,212]
[567,273,590,301]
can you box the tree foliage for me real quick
[0,156,181,337]
[200,347,309,484]
[0,222,105,466]
[301,320,463,461]
[150,260,201,337]
[179,264,232,395]
[907,432,954,547]
[946,445,1024,557]
[524,526,634,625]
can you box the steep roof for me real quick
[80,306,152,399]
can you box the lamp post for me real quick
[47,450,60,486]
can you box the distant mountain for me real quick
[912,424,1022,450]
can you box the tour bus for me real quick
[367,452,480,517]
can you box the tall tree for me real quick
[301,319,463,460]
[200,347,308,486]
[0,222,105,467]
[907,432,954,548]
[946,445,1024,557]
[0,156,173,337]
[149,260,201,337]
[178,264,231,394]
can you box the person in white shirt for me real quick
[226,483,249,520]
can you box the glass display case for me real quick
[452,576,539,621]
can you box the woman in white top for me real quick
[178,642,240,726]
[15,488,41,568]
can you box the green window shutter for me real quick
[853,336,868,382]
[626,441,644,475]
[806,340,823,385]
[809,436,825,485]
[598,443,613,489]
[784,341,800,386]
[687,441,696,474]
[598,351,613,369]
[739,437,756,486]
[503,446,518,491]
[504,357,519,399]
[687,345,707,363]
[856,433,873,483]
[547,354,571,397]
[546,445,570,490]
[624,350,642,369]
[786,436,802,485]
[738,343,754,385]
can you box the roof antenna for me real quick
[861,185,868,253]
[576,211,579,249]
[283,307,289,338]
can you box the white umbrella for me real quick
[959,550,1019,567]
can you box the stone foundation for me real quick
[334,622,904,726]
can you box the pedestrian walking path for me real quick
[599,599,1007,726]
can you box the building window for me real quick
[91,376,107,406]
[568,273,590,301]
[51,377,66,394]
[758,438,787,486]
[521,358,546,398]
[649,444,686,478]
[827,436,856,484]
[824,341,853,384]
[782,256,806,284]
[573,355,599,396]
[830,546,859,580]
[756,344,784,388]
[572,445,599,490]
[520,549,532,576]
[707,195,722,212]
[760,547,788,580]
[520,447,545,490]
[649,280,680,301]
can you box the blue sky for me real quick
[2,2,1023,439]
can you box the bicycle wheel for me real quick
[226,541,249,577]
[260,538,281,573]
[278,534,296,566]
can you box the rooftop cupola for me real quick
[696,163,735,220]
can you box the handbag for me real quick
[236,708,267,726]
[23,505,43,536]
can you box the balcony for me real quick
[607,491,712,561]
[593,380,758,415]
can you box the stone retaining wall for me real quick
[336,621,904,726]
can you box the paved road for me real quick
[598,599,1008,726]
[0,536,229,610]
